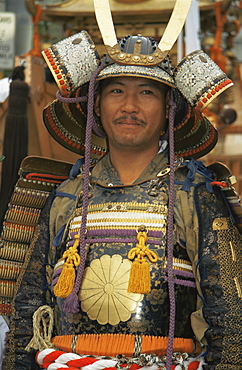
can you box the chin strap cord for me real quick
[62,61,106,313]
[166,90,177,369]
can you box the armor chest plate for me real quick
[55,181,196,338]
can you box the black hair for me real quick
[9,65,26,81]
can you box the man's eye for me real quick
[142,90,153,95]
[112,88,122,93]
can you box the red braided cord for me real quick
[210,181,228,188]
[42,350,65,367]
[67,357,99,367]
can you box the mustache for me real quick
[113,115,147,125]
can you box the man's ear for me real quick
[94,94,100,117]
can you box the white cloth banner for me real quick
[0,315,9,370]
[0,77,10,103]
[185,0,201,54]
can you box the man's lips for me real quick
[116,120,140,126]
[113,116,146,126]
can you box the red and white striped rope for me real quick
[36,348,205,370]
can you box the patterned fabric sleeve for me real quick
[195,183,242,369]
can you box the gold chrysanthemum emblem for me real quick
[79,254,143,325]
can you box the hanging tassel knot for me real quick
[25,305,54,352]
[128,229,158,294]
[54,234,81,298]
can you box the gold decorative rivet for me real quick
[119,53,126,60]
[72,38,82,44]
[148,56,154,62]
[133,55,140,62]
[199,55,207,63]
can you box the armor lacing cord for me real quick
[166,90,177,370]
[25,305,54,352]
[62,61,106,314]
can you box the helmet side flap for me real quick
[42,31,100,97]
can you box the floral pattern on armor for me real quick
[79,254,143,325]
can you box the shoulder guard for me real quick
[208,161,242,234]
[0,156,73,315]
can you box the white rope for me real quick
[82,359,118,370]
[36,347,206,370]
[56,352,86,364]
[36,348,56,365]
[48,364,69,370]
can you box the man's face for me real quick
[94,76,167,153]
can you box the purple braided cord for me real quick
[56,89,88,103]
[163,268,194,280]
[166,91,177,370]
[84,237,164,245]
[85,228,163,238]
[56,80,106,137]
[63,61,106,313]
[164,276,196,288]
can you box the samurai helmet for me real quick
[42,0,233,159]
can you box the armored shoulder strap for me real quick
[0,156,73,316]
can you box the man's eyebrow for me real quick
[104,81,160,89]
[104,80,125,87]
[139,82,158,88]
[138,82,164,92]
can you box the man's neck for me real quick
[109,147,158,185]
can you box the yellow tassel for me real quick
[128,258,151,294]
[54,234,80,298]
[127,227,158,294]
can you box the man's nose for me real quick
[121,94,139,113]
